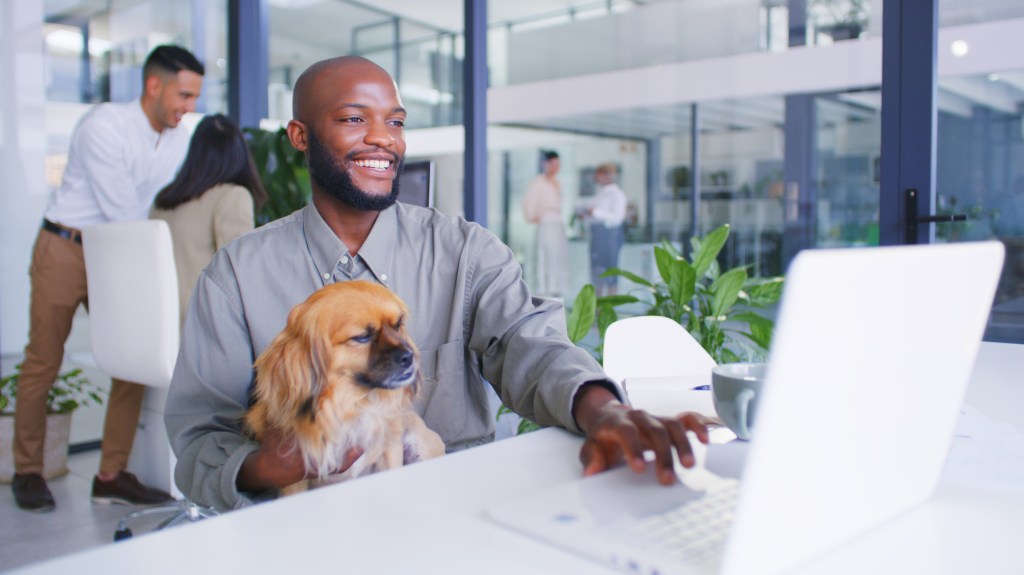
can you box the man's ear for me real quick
[143,74,164,99]
[287,119,309,152]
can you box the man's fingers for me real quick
[629,411,676,485]
[680,412,711,445]
[665,418,696,469]
[579,442,607,477]
[613,415,650,473]
[341,446,364,472]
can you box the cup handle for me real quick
[734,388,756,440]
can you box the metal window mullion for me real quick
[463,0,487,225]
[228,0,268,130]
[880,0,938,245]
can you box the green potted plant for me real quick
[244,126,312,226]
[810,0,869,41]
[0,364,106,482]
[566,224,784,364]
[498,225,783,436]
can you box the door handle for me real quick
[905,189,968,244]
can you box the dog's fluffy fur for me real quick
[244,280,445,494]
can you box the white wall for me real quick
[506,0,762,85]
[1,2,49,356]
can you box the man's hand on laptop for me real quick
[573,383,711,485]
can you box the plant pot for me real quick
[0,412,72,483]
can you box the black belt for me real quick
[42,219,82,244]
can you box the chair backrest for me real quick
[82,220,179,388]
[602,315,716,385]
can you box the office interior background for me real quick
[2,0,1023,448]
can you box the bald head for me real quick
[292,56,397,122]
[285,55,407,215]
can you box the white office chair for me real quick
[82,220,217,540]
[602,316,717,386]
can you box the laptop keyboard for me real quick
[616,479,741,566]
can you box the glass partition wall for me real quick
[258,0,1022,341]
[7,0,1023,363]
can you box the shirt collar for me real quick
[358,204,397,286]
[302,202,398,287]
[131,99,163,143]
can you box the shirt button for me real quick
[381,274,389,282]
[322,273,330,280]
[340,256,349,265]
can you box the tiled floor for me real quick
[2,449,127,572]
[2,306,168,573]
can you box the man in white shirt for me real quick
[584,163,628,296]
[12,45,204,513]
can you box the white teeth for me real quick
[355,159,391,170]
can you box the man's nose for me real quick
[365,122,394,147]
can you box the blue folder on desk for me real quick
[487,241,1005,575]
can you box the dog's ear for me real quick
[253,315,333,424]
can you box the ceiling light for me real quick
[950,40,969,57]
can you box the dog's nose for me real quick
[395,348,413,368]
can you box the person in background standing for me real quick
[11,45,204,513]
[522,150,570,298]
[150,113,268,326]
[583,163,628,296]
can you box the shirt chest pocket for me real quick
[414,340,467,442]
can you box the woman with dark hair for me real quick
[150,113,268,324]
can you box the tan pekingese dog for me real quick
[244,280,445,495]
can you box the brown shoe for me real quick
[91,471,174,506]
[12,473,56,513]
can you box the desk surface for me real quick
[13,343,1024,575]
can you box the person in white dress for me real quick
[522,150,570,298]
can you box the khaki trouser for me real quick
[14,226,144,476]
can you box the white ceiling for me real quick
[42,0,1024,140]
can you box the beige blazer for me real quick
[150,183,255,325]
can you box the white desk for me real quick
[12,343,1024,575]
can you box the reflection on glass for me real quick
[936,70,1024,342]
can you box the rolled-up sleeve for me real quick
[164,264,266,511]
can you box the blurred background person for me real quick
[522,149,569,299]
[582,163,627,296]
[150,114,267,325]
[11,45,203,513]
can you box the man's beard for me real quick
[306,130,402,211]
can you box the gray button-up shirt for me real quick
[164,202,616,510]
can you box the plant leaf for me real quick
[566,284,597,344]
[596,294,639,307]
[668,258,696,309]
[596,305,618,340]
[654,246,678,285]
[711,267,747,318]
[731,312,775,350]
[746,277,785,306]
[602,267,653,288]
[692,224,730,278]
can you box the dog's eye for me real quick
[352,331,373,344]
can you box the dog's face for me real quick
[251,280,420,428]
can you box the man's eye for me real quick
[389,119,405,127]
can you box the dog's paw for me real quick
[402,429,445,464]
[402,442,421,464]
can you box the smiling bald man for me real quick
[164,56,709,512]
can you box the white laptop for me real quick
[486,241,1005,575]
